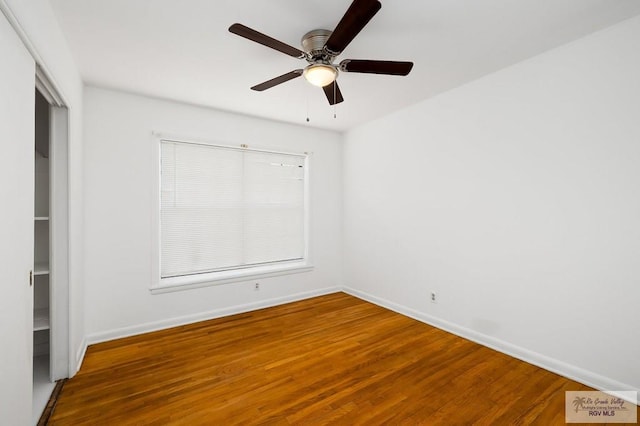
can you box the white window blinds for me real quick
[160,140,306,278]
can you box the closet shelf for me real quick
[33,308,50,331]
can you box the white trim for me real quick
[49,105,70,381]
[87,287,340,345]
[150,131,314,159]
[0,1,69,107]
[150,133,161,292]
[343,286,639,406]
[151,263,313,294]
[302,150,312,264]
[74,337,87,376]
[159,136,308,158]
[35,66,64,108]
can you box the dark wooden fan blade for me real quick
[251,70,303,91]
[325,0,381,55]
[340,59,414,75]
[322,81,344,105]
[229,23,306,58]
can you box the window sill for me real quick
[150,262,314,294]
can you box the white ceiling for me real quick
[50,0,640,132]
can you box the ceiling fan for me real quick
[228,0,414,105]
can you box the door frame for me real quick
[36,67,71,381]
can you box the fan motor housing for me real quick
[301,29,333,61]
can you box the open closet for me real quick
[0,7,75,424]
[33,89,55,420]
[33,79,70,423]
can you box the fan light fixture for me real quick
[228,0,414,106]
[303,64,338,87]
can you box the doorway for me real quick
[33,68,70,423]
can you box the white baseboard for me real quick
[85,287,341,346]
[343,286,638,406]
[73,336,87,377]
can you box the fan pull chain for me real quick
[306,90,310,122]
[333,82,337,119]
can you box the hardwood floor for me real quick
[50,292,638,425]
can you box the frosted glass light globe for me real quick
[303,64,338,87]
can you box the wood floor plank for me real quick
[49,292,638,425]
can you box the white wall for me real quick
[343,15,640,393]
[2,0,85,375]
[83,87,343,341]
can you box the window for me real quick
[154,138,311,292]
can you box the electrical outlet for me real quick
[430,292,437,303]
[254,282,260,291]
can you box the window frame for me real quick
[150,134,313,294]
